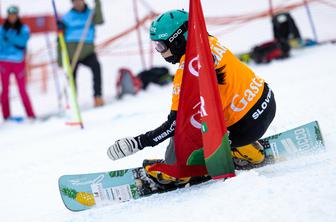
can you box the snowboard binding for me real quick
[142,159,211,192]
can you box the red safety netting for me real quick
[20,0,336,91]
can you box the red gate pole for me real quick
[269,0,274,17]
[133,0,147,70]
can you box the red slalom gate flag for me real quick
[148,0,235,179]
[189,0,235,179]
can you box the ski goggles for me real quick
[152,22,188,53]
[153,40,169,53]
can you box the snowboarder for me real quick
[0,6,36,120]
[107,10,276,184]
[57,0,104,107]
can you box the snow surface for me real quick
[1,0,336,222]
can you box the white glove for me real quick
[107,137,140,160]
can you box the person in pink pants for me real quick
[0,6,35,120]
[0,60,35,119]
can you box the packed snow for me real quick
[0,0,336,222]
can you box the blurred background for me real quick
[0,1,336,222]
[0,0,335,119]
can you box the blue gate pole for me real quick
[303,0,319,42]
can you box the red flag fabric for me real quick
[149,0,235,179]
[148,41,207,177]
[190,0,235,178]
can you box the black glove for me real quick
[56,20,65,30]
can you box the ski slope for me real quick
[1,0,336,222]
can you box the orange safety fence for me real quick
[316,0,336,8]
[96,12,158,52]
[25,0,336,78]
[0,15,56,34]
[25,54,56,93]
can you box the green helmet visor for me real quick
[152,21,188,53]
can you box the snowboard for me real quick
[59,121,325,211]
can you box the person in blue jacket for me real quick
[0,6,35,120]
[57,0,104,107]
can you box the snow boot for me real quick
[231,141,267,170]
[143,159,210,191]
[94,96,104,107]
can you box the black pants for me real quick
[73,53,102,97]
[164,84,276,164]
[228,83,276,147]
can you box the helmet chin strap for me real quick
[161,48,183,64]
[160,33,187,64]
[164,55,181,64]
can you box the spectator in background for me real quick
[57,0,104,107]
[0,6,36,120]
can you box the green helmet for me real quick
[150,10,189,64]
[7,6,19,15]
[150,10,188,41]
